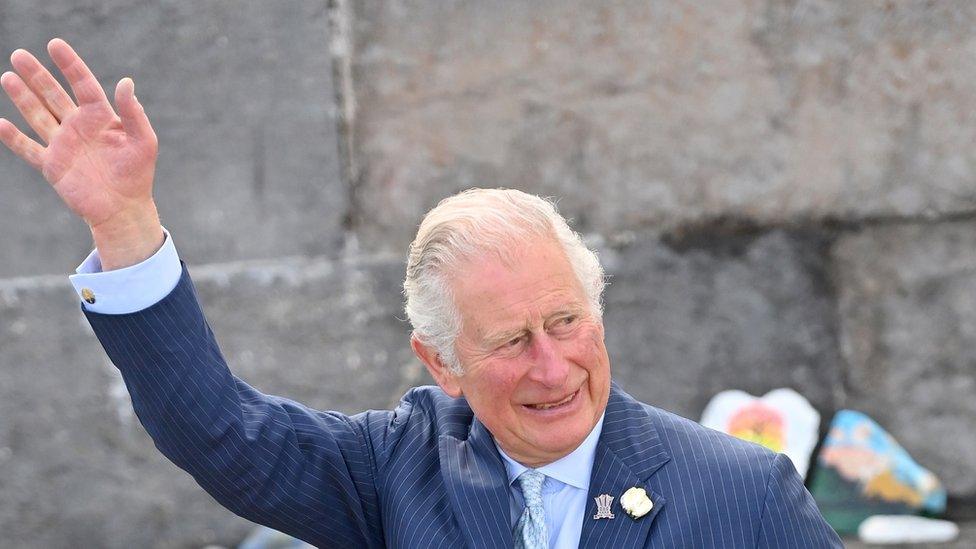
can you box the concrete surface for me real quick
[0,254,418,548]
[602,228,843,421]
[347,0,976,253]
[0,0,345,278]
[833,220,976,499]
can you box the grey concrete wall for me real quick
[0,0,345,278]
[0,256,417,548]
[601,229,844,419]
[834,220,976,498]
[2,1,975,547]
[348,0,976,253]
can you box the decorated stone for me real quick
[238,525,314,549]
[699,388,820,477]
[858,515,959,545]
[809,410,947,536]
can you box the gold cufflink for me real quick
[81,288,96,305]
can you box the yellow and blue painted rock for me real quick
[809,409,946,536]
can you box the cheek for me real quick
[567,323,608,363]
[466,360,522,400]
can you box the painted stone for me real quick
[700,388,820,478]
[809,410,947,536]
[858,515,959,544]
[238,526,314,549]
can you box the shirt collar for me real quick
[495,412,605,491]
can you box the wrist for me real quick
[90,202,165,271]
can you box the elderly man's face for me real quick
[431,237,611,467]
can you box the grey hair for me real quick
[404,188,606,374]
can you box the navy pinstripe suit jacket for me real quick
[84,267,841,548]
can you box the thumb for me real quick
[115,77,156,144]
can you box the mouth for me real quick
[523,389,580,411]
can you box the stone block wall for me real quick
[0,0,345,278]
[1,1,974,546]
[348,0,976,251]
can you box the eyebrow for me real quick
[480,306,586,347]
[481,326,527,348]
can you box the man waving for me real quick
[1,39,841,548]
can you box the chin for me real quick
[531,413,597,454]
[538,432,587,455]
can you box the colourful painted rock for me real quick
[809,410,947,536]
[700,388,820,478]
[238,525,314,549]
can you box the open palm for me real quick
[44,88,157,227]
[0,38,161,268]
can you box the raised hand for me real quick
[0,38,163,270]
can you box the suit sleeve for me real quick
[756,453,843,548]
[84,265,391,548]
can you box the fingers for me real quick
[115,77,156,144]
[0,118,45,171]
[1,71,60,143]
[47,38,108,107]
[10,48,75,121]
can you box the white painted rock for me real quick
[700,388,820,477]
[858,515,959,544]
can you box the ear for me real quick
[411,335,463,398]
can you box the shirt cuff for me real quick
[69,228,182,315]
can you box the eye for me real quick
[548,314,579,334]
[558,315,578,326]
[495,333,526,352]
[505,335,526,348]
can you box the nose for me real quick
[526,332,569,388]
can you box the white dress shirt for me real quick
[68,228,181,314]
[497,413,605,549]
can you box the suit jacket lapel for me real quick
[439,416,512,549]
[578,384,671,548]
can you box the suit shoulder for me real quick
[353,386,474,471]
[398,385,475,439]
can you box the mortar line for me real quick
[326,0,360,233]
[0,251,405,291]
[642,208,976,245]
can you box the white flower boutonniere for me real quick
[620,487,653,519]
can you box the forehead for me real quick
[449,239,586,336]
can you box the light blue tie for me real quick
[514,469,549,549]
